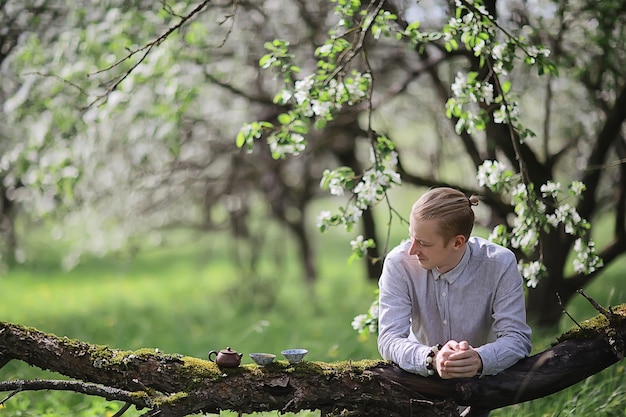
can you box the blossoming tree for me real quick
[1,0,624,328]
[236,0,625,328]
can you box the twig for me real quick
[577,288,610,317]
[132,378,150,391]
[0,387,21,406]
[557,292,583,330]
[22,71,89,97]
[112,402,133,417]
[577,289,624,360]
[84,0,212,109]
[216,0,239,48]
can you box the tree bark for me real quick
[1,304,625,417]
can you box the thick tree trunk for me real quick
[1,304,624,417]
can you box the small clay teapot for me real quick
[208,347,243,368]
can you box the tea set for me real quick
[208,346,308,368]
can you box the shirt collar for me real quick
[432,244,471,284]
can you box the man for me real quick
[377,187,532,383]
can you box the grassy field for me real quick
[1,224,625,417]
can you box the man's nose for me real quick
[408,242,419,255]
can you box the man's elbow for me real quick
[376,334,392,360]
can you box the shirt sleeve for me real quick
[376,256,432,376]
[474,254,532,375]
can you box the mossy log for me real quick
[1,304,625,417]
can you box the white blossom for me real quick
[481,83,494,105]
[573,238,603,274]
[276,89,292,104]
[343,204,363,225]
[511,225,538,252]
[493,104,507,124]
[519,260,544,288]
[476,160,507,189]
[386,151,399,167]
[491,42,506,61]
[268,134,306,156]
[316,44,332,55]
[328,177,345,196]
[472,38,486,55]
[545,213,559,228]
[451,72,466,97]
[351,314,368,331]
[311,99,333,117]
[368,300,379,319]
[569,181,586,195]
[350,234,365,251]
[316,210,332,229]
[293,75,315,105]
[540,181,561,198]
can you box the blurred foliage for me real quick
[1,0,625,326]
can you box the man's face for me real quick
[408,219,460,273]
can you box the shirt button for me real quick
[442,292,447,297]
[443,320,448,325]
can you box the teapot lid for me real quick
[220,347,239,354]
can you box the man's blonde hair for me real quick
[410,187,479,242]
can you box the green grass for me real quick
[1,226,625,417]
[491,365,626,417]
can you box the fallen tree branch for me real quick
[1,304,625,416]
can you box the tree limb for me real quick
[0,379,145,408]
[1,305,625,417]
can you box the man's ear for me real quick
[453,235,466,249]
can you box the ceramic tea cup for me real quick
[281,348,308,364]
[249,352,276,366]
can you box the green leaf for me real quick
[315,118,327,129]
[291,121,309,134]
[501,80,512,94]
[407,21,420,30]
[259,54,273,68]
[236,130,246,148]
[277,113,292,125]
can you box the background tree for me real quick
[0,0,65,267]
[0,0,624,327]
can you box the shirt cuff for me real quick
[416,345,436,377]
[474,345,494,376]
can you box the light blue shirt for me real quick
[377,236,532,376]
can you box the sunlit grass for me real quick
[492,364,626,417]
